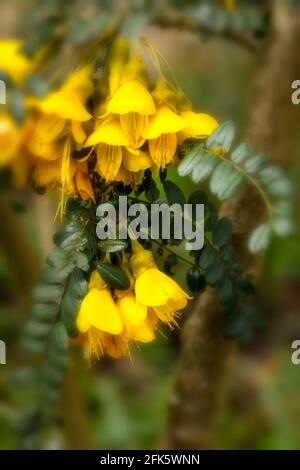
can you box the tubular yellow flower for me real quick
[116,290,155,343]
[130,242,190,327]
[31,155,94,201]
[86,116,152,182]
[30,64,93,164]
[106,54,156,149]
[122,148,152,173]
[85,116,128,181]
[73,160,95,202]
[0,40,31,82]
[76,270,123,361]
[178,110,219,144]
[144,106,187,167]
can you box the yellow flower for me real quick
[85,116,128,181]
[73,160,95,202]
[31,65,93,155]
[106,53,156,149]
[76,270,123,361]
[85,116,152,182]
[0,40,31,82]
[36,65,93,123]
[116,290,156,343]
[130,242,190,327]
[178,110,219,145]
[0,113,20,167]
[144,105,187,168]
[31,155,94,201]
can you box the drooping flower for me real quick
[76,270,124,361]
[31,155,94,201]
[144,105,187,168]
[0,40,31,82]
[116,290,156,343]
[106,48,156,149]
[29,65,94,201]
[178,110,219,145]
[130,242,190,327]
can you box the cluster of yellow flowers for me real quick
[0,38,219,361]
[0,38,218,202]
[76,241,190,361]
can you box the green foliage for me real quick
[97,263,131,290]
[98,239,128,253]
[178,122,293,253]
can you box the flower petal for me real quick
[107,79,155,115]
[123,148,152,172]
[144,106,187,139]
[85,117,129,146]
[76,288,123,334]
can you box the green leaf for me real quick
[205,259,225,285]
[32,284,64,303]
[206,121,235,152]
[163,254,177,275]
[40,266,66,285]
[186,266,207,292]
[74,252,90,272]
[272,218,293,237]
[50,322,68,354]
[198,244,217,269]
[248,223,272,253]
[188,190,207,206]
[30,303,59,322]
[23,320,53,339]
[98,239,128,253]
[163,180,185,207]
[244,154,267,173]
[267,179,292,197]
[24,74,48,97]
[217,277,235,304]
[12,368,38,387]
[230,143,251,164]
[145,179,159,202]
[178,144,203,177]
[97,263,130,290]
[210,160,246,200]
[191,154,219,183]
[61,269,87,337]
[9,89,26,124]
[213,218,232,247]
[20,337,46,355]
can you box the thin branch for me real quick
[150,14,261,53]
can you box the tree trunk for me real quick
[164,0,300,450]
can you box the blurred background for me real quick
[1,0,300,450]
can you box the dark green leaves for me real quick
[163,180,185,208]
[49,203,92,277]
[97,263,130,290]
[186,266,206,292]
[41,322,68,403]
[61,269,87,337]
